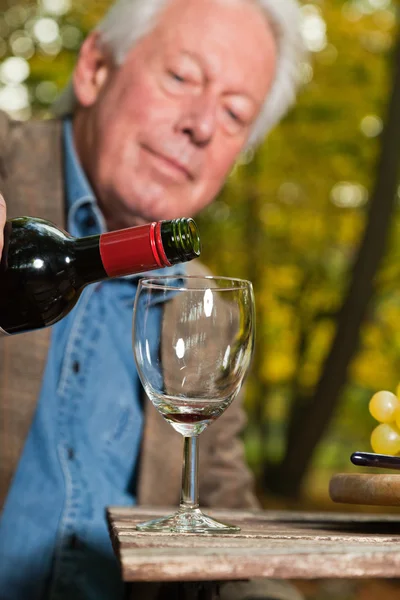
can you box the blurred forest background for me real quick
[0,0,399,510]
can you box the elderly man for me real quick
[0,0,303,598]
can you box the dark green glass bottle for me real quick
[0,217,201,335]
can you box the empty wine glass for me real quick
[133,275,255,533]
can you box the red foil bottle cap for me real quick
[99,222,172,278]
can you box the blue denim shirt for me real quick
[0,119,183,600]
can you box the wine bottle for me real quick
[0,216,201,335]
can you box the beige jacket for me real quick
[0,111,259,513]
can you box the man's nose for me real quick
[176,94,217,146]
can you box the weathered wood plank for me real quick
[106,507,400,582]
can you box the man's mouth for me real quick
[142,145,194,181]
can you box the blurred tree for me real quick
[265,30,400,498]
[197,1,399,502]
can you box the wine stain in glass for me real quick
[150,392,232,436]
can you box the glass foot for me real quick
[136,507,240,534]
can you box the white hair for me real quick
[52,0,305,149]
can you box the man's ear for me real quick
[73,31,111,107]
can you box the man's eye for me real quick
[226,109,241,122]
[169,71,185,83]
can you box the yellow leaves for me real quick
[258,204,286,232]
[288,211,327,252]
[242,378,260,411]
[298,361,320,389]
[261,352,295,385]
[305,288,340,319]
[294,321,336,389]
[261,265,302,296]
[70,0,110,31]
[264,390,289,422]
[351,350,396,390]
[337,212,365,246]
[362,323,383,348]
[307,320,336,362]
[377,303,400,332]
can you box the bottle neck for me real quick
[160,219,201,264]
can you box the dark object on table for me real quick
[351,451,400,470]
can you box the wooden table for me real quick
[106,505,400,598]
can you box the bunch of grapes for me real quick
[369,387,400,454]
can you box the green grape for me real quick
[370,423,400,455]
[369,390,399,423]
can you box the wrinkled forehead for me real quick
[147,0,275,73]
[155,0,275,94]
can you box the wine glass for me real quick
[132,275,255,533]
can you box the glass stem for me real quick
[180,435,199,510]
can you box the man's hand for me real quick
[0,193,6,259]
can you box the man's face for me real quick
[74,0,277,228]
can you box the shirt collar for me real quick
[63,118,107,237]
